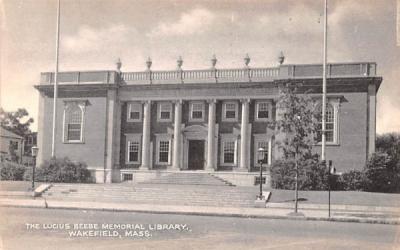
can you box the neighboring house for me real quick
[24,132,37,156]
[0,127,24,163]
[34,59,382,184]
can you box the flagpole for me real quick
[51,0,61,158]
[321,0,328,162]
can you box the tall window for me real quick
[190,102,204,121]
[64,103,84,142]
[128,141,140,163]
[220,134,238,166]
[125,134,141,164]
[254,140,271,166]
[255,101,271,121]
[223,141,235,164]
[158,140,170,164]
[325,105,335,142]
[158,102,172,122]
[128,103,142,122]
[222,102,238,121]
[316,103,337,143]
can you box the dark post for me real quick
[259,158,263,199]
[257,147,266,200]
[328,173,331,218]
[32,159,36,189]
[294,146,299,214]
[327,160,333,218]
[31,146,39,190]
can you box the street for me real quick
[0,207,399,250]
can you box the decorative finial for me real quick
[278,51,285,65]
[244,53,251,67]
[116,58,122,72]
[146,57,152,70]
[177,56,183,69]
[211,54,217,68]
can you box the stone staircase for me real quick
[42,183,260,208]
[138,172,235,186]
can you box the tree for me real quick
[376,133,400,163]
[272,83,320,213]
[363,133,400,193]
[0,108,34,136]
[364,152,399,193]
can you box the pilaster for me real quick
[172,100,182,170]
[140,100,152,170]
[239,99,250,171]
[105,89,117,183]
[206,99,217,171]
[368,83,376,155]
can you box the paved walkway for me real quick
[1,181,399,224]
[1,196,399,225]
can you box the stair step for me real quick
[138,173,235,187]
[42,178,264,208]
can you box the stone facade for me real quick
[35,62,382,184]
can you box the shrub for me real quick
[270,159,296,189]
[270,157,329,191]
[23,167,39,182]
[363,153,400,193]
[337,170,365,191]
[0,162,26,180]
[302,158,329,190]
[27,157,92,183]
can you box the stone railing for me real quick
[280,62,377,79]
[120,67,280,84]
[39,62,377,85]
[40,71,119,85]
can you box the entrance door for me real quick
[188,140,205,170]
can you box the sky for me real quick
[0,0,399,133]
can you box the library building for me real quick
[35,56,382,185]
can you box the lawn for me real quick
[268,189,400,207]
[1,180,400,208]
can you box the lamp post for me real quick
[257,147,267,200]
[326,160,341,218]
[31,146,39,190]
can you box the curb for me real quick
[1,198,399,225]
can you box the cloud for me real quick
[258,4,322,37]
[147,8,216,37]
[62,24,133,53]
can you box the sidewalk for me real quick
[1,196,399,225]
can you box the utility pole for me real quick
[321,0,328,161]
[51,0,61,158]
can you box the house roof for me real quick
[0,127,24,140]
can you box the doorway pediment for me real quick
[182,124,207,140]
